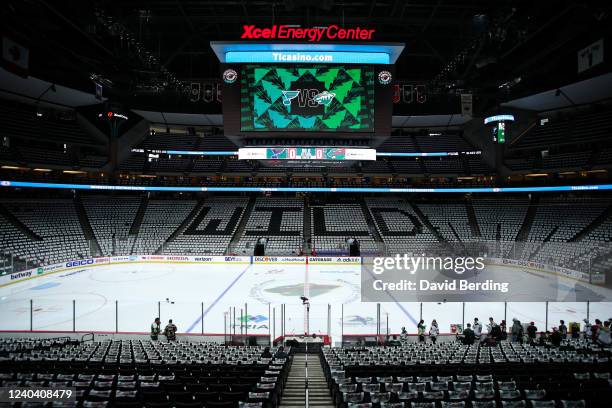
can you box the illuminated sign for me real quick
[238,147,376,161]
[240,25,375,42]
[2,180,612,194]
[99,112,129,121]
[484,114,514,125]
[226,51,388,64]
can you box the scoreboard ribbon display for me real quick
[238,147,376,161]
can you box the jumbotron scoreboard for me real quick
[211,26,404,140]
[240,64,375,132]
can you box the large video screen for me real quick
[240,65,375,132]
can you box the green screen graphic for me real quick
[240,65,375,132]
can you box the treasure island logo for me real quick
[235,314,269,330]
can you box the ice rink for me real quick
[0,261,610,339]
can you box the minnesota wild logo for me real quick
[265,282,340,297]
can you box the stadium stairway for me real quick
[280,354,334,408]
[303,196,312,254]
[228,196,256,254]
[410,202,445,242]
[0,203,42,242]
[360,198,383,245]
[129,194,148,236]
[509,194,539,257]
[465,198,482,238]
[570,202,612,242]
[73,194,101,255]
[528,225,558,260]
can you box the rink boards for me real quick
[0,255,610,339]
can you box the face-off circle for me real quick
[222,69,238,83]
[378,70,392,85]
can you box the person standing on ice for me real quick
[400,327,408,344]
[150,317,161,340]
[164,319,178,341]
[511,318,523,343]
[473,318,483,341]
[558,320,568,339]
[526,321,538,344]
[417,320,426,342]
[429,320,439,344]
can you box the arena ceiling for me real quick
[2,0,611,113]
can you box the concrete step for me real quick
[280,353,333,408]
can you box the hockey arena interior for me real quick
[1,1,612,407]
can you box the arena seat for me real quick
[0,338,290,408]
[83,196,142,256]
[132,200,198,255]
[322,342,612,408]
[233,197,304,256]
[311,202,378,255]
[164,197,249,255]
[0,199,90,265]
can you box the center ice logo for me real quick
[343,315,376,327]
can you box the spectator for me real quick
[511,318,523,343]
[150,317,161,341]
[473,318,483,341]
[527,322,538,344]
[164,319,177,341]
[570,322,580,339]
[400,326,408,343]
[539,331,550,346]
[500,320,508,340]
[597,320,610,346]
[583,319,592,339]
[487,317,497,334]
[490,322,502,341]
[274,346,288,359]
[559,320,568,339]
[462,323,476,345]
[261,347,273,358]
[592,319,602,343]
[550,327,562,347]
[417,320,426,342]
[429,320,439,344]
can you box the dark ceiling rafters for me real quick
[2,0,610,113]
